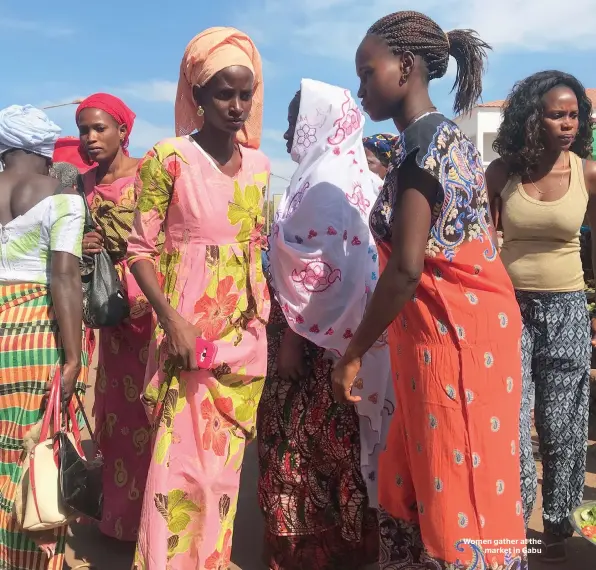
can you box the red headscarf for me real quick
[52,136,93,173]
[75,93,136,163]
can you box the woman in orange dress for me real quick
[332,11,528,569]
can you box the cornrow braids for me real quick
[368,11,492,116]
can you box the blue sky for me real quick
[2,0,595,193]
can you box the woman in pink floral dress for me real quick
[127,27,270,570]
[76,93,153,542]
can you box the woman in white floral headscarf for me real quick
[257,79,394,570]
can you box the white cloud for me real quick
[115,80,178,104]
[240,0,596,62]
[0,17,74,38]
[458,0,596,51]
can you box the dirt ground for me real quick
[65,352,596,570]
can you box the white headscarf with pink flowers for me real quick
[268,78,394,506]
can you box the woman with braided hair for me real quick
[332,11,528,569]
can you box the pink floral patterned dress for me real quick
[127,136,270,570]
[82,171,153,541]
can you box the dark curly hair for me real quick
[493,70,594,177]
[368,11,491,115]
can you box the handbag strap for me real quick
[40,367,97,449]
[72,390,98,445]
[64,398,87,459]
[75,174,95,232]
[38,368,61,443]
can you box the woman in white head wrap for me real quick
[258,79,394,569]
[0,104,88,569]
[0,104,61,166]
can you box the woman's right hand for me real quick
[162,313,203,371]
[61,360,81,402]
[82,225,104,254]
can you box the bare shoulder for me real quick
[583,157,596,195]
[5,174,66,217]
[485,158,509,197]
[30,173,63,194]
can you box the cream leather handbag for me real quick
[13,369,82,532]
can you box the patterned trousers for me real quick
[517,290,591,537]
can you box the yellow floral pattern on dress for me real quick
[154,489,204,563]
[136,143,188,218]
[128,137,271,569]
[153,369,187,465]
[228,180,263,242]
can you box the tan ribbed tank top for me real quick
[500,152,588,292]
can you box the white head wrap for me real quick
[0,105,61,160]
[268,79,395,505]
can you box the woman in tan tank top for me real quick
[486,70,596,563]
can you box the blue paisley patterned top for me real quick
[369,112,518,347]
[370,113,497,264]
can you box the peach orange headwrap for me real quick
[175,27,263,149]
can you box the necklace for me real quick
[528,152,569,194]
[404,106,438,129]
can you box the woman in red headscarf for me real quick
[76,93,152,542]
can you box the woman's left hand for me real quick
[331,355,363,404]
[82,225,104,254]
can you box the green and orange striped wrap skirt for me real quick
[0,284,90,570]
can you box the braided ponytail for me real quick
[368,11,491,115]
[446,29,491,116]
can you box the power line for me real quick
[270,173,291,182]
[41,99,83,110]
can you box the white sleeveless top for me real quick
[0,194,85,285]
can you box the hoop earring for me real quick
[399,73,409,87]
[197,106,205,117]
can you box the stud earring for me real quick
[197,106,205,117]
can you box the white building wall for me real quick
[453,113,477,140]
[454,108,502,167]
[482,133,499,163]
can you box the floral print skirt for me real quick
[257,300,378,569]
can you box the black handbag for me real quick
[76,176,129,328]
[58,392,103,522]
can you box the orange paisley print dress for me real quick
[369,113,528,570]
